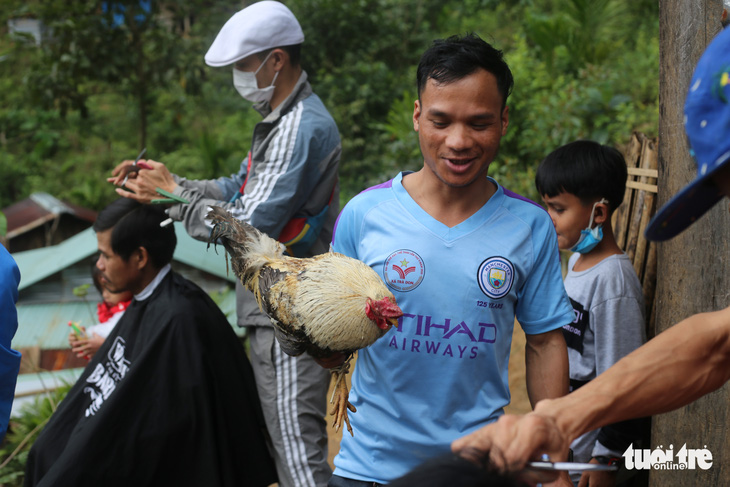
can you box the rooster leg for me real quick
[329,357,357,437]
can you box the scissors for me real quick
[119,147,149,188]
[525,460,618,472]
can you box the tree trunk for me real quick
[651,1,730,485]
[136,30,147,150]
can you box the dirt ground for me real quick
[324,322,531,468]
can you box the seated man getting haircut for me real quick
[26,199,277,487]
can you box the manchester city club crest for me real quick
[383,249,425,292]
[477,256,514,299]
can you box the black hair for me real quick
[535,140,628,214]
[388,454,524,487]
[257,44,301,67]
[416,33,514,109]
[93,198,176,268]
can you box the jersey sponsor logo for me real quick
[383,249,425,292]
[386,312,497,359]
[477,256,514,299]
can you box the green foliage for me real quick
[24,0,208,147]
[0,384,71,486]
[523,0,628,74]
[501,26,658,202]
[288,0,448,201]
[0,0,658,212]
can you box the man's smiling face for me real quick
[413,68,509,188]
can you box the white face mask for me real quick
[232,51,279,103]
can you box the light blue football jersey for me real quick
[331,172,573,483]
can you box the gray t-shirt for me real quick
[562,253,646,483]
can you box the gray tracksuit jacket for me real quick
[169,71,341,327]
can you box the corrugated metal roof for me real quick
[30,193,68,214]
[13,228,97,291]
[14,301,98,349]
[13,222,236,291]
[3,192,96,239]
[175,223,236,282]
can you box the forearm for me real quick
[525,328,569,407]
[537,307,730,444]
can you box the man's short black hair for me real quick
[416,33,514,109]
[535,140,628,213]
[93,198,176,269]
[257,44,301,67]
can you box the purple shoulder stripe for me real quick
[331,178,395,245]
[503,188,546,212]
[362,179,394,192]
[504,188,561,264]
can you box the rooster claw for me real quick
[330,360,356,436]
[330,393,355,436]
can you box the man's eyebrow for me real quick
[425,108,449,118]
[426,108,498,120]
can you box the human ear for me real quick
[501,106,509,135]
[134,247,150,270]
[593,202,609,225]
[413,100,421,132]
[271,49,286,70]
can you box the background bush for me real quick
[0,0,658,210]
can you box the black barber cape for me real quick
[25,271,277,487]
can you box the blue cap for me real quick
[645,27,730,241]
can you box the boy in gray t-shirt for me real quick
[536,140,647,486]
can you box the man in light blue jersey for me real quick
[109,3,340,486]
[329,33,573,486]
[452,23,730,485]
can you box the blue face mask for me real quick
[570,199,608,254]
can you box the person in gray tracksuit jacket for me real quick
[110,3,341,486]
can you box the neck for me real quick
[573,224,623,271]
[270,65,302,110]
[131,265,164,295]
[402,169,496,228]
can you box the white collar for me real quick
[134,264,172,302]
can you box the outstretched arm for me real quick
[453,306,730,473]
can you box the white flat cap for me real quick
[204,1,304,67]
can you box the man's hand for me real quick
[452,404,571,475]
[108,159,177,204]
[312,351,348,369]
[576,459,616,487]
[546,472,574,487]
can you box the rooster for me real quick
[206,206,403,435]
